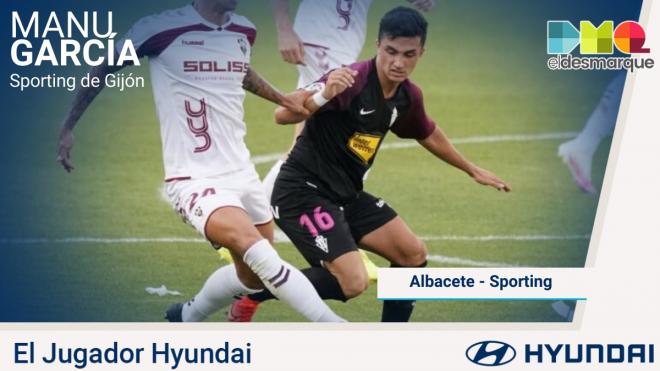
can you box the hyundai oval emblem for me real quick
[466,340,516,366]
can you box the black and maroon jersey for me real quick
[283,59,436,203]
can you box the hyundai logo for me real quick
[466,340,517,366]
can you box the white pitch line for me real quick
[426,255,517,268]
[251,131,577,165]
[0,234,586,269]
[420,234,590,242]
[0,233,588,245]
[159,131,578,202]
[0,238,527,267]
[252,153,285,165]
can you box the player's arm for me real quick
[57,61,125,172]
[274,67,358,124]
[243,67,310,117]
[271,0,305,65]
[418,127,511,192]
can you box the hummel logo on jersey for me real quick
[182,40,204,46]
[360,108,376,115]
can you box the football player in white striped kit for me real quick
[56,0,344,322]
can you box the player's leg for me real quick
[179,202,275,321]
[229,263,350,322]
[558,72,626,193]
[271,187,368,300]
[224,211,274,321]
[170,204,264,322]
[240,192,424,321]
[238,252,365,302]
[345,193,427,322]
[358,217,427,322]
[166,176,343,322]
[220,220,273,272]
[229,262,349,322]
[323,251,370,299]
[254,221,274,244]
[183,206,343,322]
[213,223,276,321]
[217,216,274,264]
[234,178,366,313]
[358,217,427,267]
[230,170,348,322]
[240,169,345,322]
[163,180,250,322]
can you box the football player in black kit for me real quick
[230,6,511,322]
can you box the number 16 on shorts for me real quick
[299,207,335,253]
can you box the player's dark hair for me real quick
[378,6,428,46]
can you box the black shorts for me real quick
[271,172,397,267]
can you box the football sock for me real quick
[381,299,416,322]
[575,73,625,157]
[248,267,348,302]
[181,264,260,322]
[242,239,345,322]
[262,159,284,202]
[381,261,427,322]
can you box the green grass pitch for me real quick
[4,0,618,322]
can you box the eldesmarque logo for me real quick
[465,340,516,367]
[546,20,654,72]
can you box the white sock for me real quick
[182,264,261,322]
[575,73,626,156]
[243,239,345,322]
[262,159,285,202]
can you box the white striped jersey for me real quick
[116,5,257,182]
[293,0,373,62]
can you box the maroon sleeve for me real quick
[391,81,436,140]
[225,23,257,46]
[312,60,372,112]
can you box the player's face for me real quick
[376,36,424,83]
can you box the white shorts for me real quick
[296,44,358,88]
[165,167,272,240]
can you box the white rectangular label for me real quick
[377,268,589,300]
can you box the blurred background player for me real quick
[258,0,436,286]
[57,0,343,322]
[232,7,510,322]
[558,72,626,194]
[553,73,625,319]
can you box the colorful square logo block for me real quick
[547,20,650,55]
[580,21,614,54]
[547,21,579,54]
